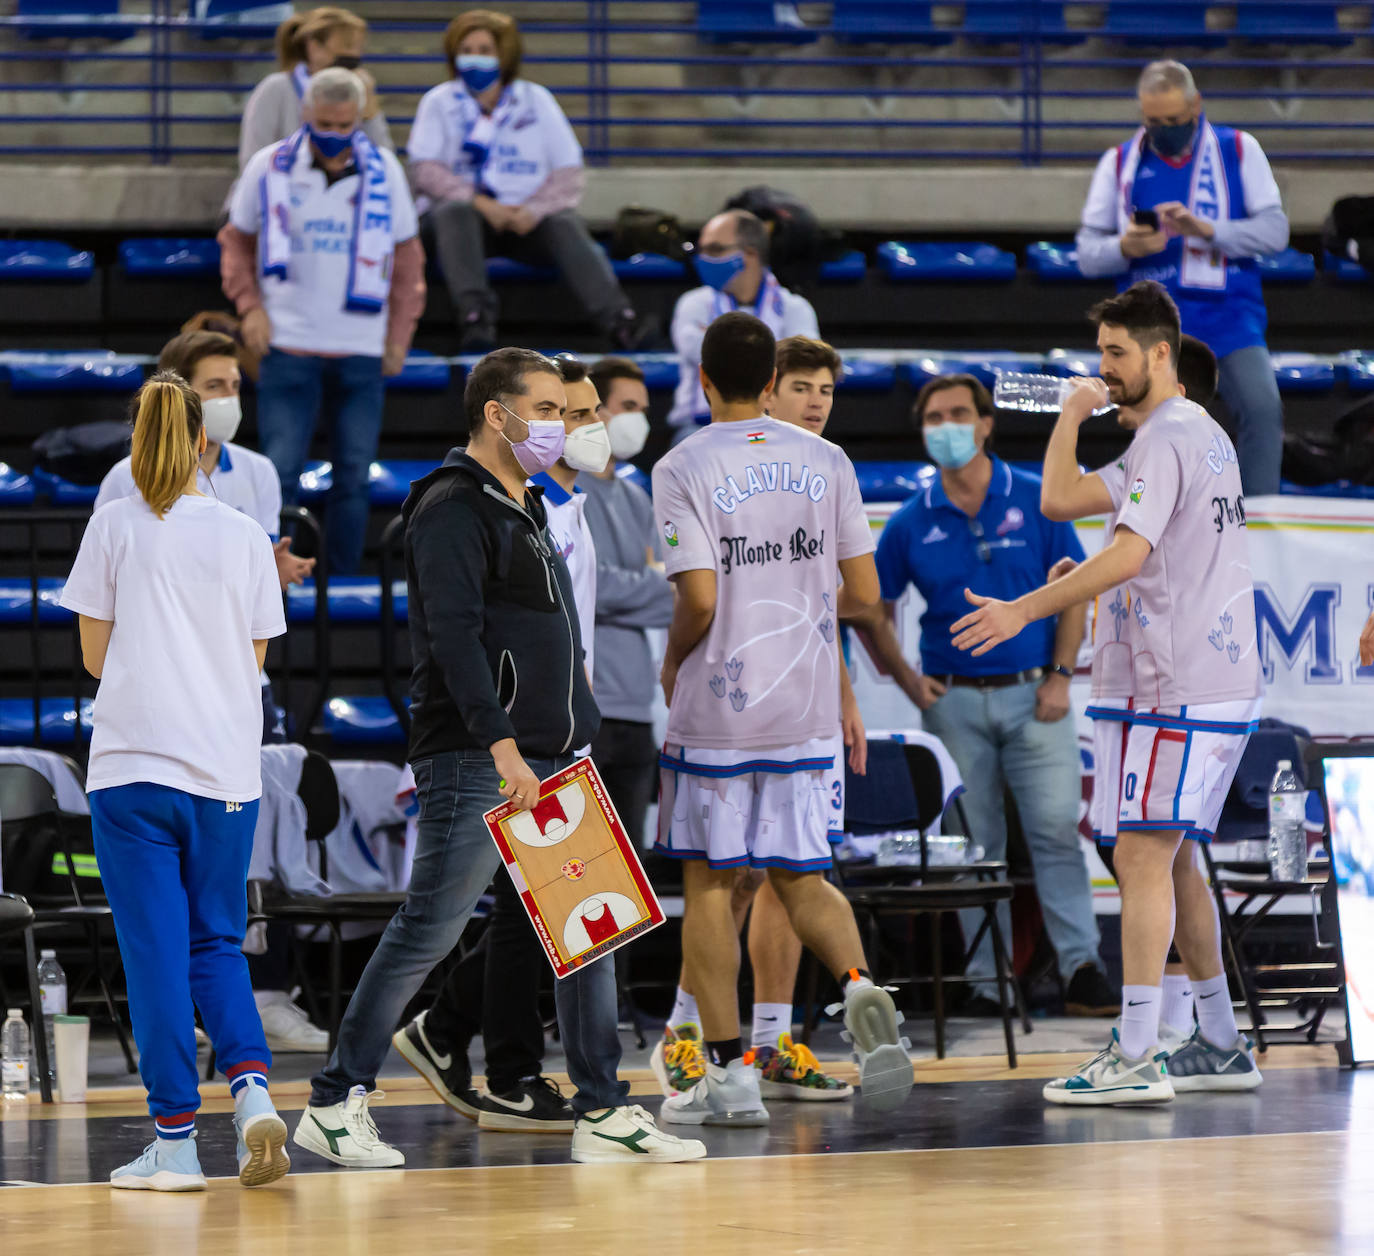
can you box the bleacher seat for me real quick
[0,578,69,625]
[1340,352,1374,393]
[904,352,1044,388]
[877,242,1017,283]
[0,350,144,394]
[1045,349,1099,377]
[1026,242,1090,283]
[819,250,867,284]
[1271,353,1335,394]
[0,699,94,746]
[839,359,897,392]
[192,0,291,38]
[321,696,406,745]
[0,240,94,282]
[0,465,36,507]
[14,0,140,39]
[832,2,952,43]
[633,355,681,391]
[696,0,817,43]
[1233,2,1351,43]
[387,351,451,392]
[29,470,100,506]
[297,460,441,508]
[854,461,934,502]
[1256,249,1317,284]
[1104,1,1226,45]
[487,257,557,283]
[962,0,1075,40]
[610,253,686,282]
[1324,250,1369,283]
[616,461,651,496]
[284,578,407,625]
[117,237,221,279]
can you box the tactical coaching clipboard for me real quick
[483,758,665,979]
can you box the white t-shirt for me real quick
[59,494,287,803]
[667,275,819,429]
[229,142,419,358]
[1088,455,1129,707]
[652,417,874,753]
[532,473,597,678]
[95,442,282,540]
[407,78,582,211]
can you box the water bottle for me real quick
[36,949,67,1087]
[2,1009,30,1100]
[993,371,1115,416]
[1267,759,1308,882]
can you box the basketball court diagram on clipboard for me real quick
[484,758,665,979]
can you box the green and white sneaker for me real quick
[1167,1029,1263,1093]
[1043,1029,1175,1106]
[292,1085,405,1167]
[571,1105,707,1163]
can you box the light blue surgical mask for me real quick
[307,124,354,159]
[694,250,746,292]
[924,421,980,469]
[456,54,501,94]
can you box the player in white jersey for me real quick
[653,311,912,1122]
[653,337,862,1103]
[953,281,1263,1103]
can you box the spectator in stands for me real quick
[238,6,392,170]
[407,9,651,352]
[667,209,818,438]
[1076,59,1288,496]
[859,374,1117,1017]
[219,67,425,577]
[582,356,672,847]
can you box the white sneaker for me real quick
[1043,1029,1175,1106]
[661,1057,769,1127]
[1158,1020,1192,1055]
[842,984,914,1110]
[571,1105,707,1163]
[254,990,329,1053]
[292,1086,405,1167]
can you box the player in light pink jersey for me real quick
[955,282,1263,1104]
[653,311,913,1121]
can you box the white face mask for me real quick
[200,394,242,445]
[606,410,649,460]
[561,421,612,473]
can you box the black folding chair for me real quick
[0,892,54,1102]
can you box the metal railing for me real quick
[1,1,1373,164]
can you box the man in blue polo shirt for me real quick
[863,373,1115,1017]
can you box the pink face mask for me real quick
[498,402,566,475]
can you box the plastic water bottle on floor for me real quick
[37,949,67,1088]
[993,372,1115,416]
[1267,759,1308,882]
[2,1008,31,1100]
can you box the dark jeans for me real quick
[591,719,658,849]
[256,349,385,577]
[423,869,547,1094]
[422,201,632,331]
[309,749,629,1116]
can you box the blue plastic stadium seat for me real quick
[0,240,94,282]
[321,696,406,745]
[631,355,681,391]
[487,257,557,283]
[877,242,1017,283]
[193,0,291,38]
[697,0,817,43]
[1026,241,1092,283]
[1270,353,1335,394]
[1105,1,1226,45]
[118,237,221,278]
[1324,250,1369,283]
[853,461,935,502]
[962,1,1075,40]
[284,578,407,625]
[1045,349,1100,378]
[29,470,99,506]
[387,350,451,392]
[1234,2,1349,43]
[15,0,139,39]
[839,359,896,392]
[1256,248,1316,284]
[832,2,952,43]
[904,352,1045,389]
[298,460,441,507]
[614,462,651,496]
[0,578,70,625]
[1278,479,1374,500]
[0,698,94,746]
[819,250,866,284]
[0,464,36,506]
[1340,352,1374,393]
[610,252,686,282]
[0,350,145,394]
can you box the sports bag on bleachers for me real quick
[610,206,688,263]
[1322,196,1374,270]
[31,421,132,486]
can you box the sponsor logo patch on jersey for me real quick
[664,521,679,547]
[1129,477,1145,504]
[997,506,1025,537]
[746,431,766,444]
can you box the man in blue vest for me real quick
[1076,59,1289,497]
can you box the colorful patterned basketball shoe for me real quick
[650,1022,707,1098]
[754,1033,853,1101]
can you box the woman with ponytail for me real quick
[60,372,290,1192]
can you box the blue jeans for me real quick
[310,750,629,1115]
[923,680,1100,984]
[90,783,268,1121]
[256,349,385,576]
[1217,343,1283,498]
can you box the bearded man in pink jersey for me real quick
[653,311,913,1122]
[953,281,1264,1104]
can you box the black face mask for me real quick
[332,54,362,70]
[1146,119,1197,159]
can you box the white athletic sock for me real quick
[751,1002,793,1050]
[1119,985,1162,1060]
[1193,973,1239,1047]
[669,986,699,1030]
[1161,973,1195,1032]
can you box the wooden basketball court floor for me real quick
[2,1047,1371,1255]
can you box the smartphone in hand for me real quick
[1132,207,1160,231]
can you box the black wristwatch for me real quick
[1049,664,1073,680]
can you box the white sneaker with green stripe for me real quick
[1043,1029,1175,1106]
[292,1085,405,1167]
[570,1105,707,1163]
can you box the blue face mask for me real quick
[924,421,980,469]
[694,250,746,292]
[307,124,354,159]
[457,54,501,94]
[1146,119,1197,160]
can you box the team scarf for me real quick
[290,63,310,98]
[1116,115,1230,294]
[260,125,393,315]
[711,268,785,321]
[446,80,524,197]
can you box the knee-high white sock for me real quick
[669,986,699,1030]
[1193,973,1239,1047]
[1119,985,1162,1059]
[1161,974,1194,1032]
[751,1002,793,1050]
